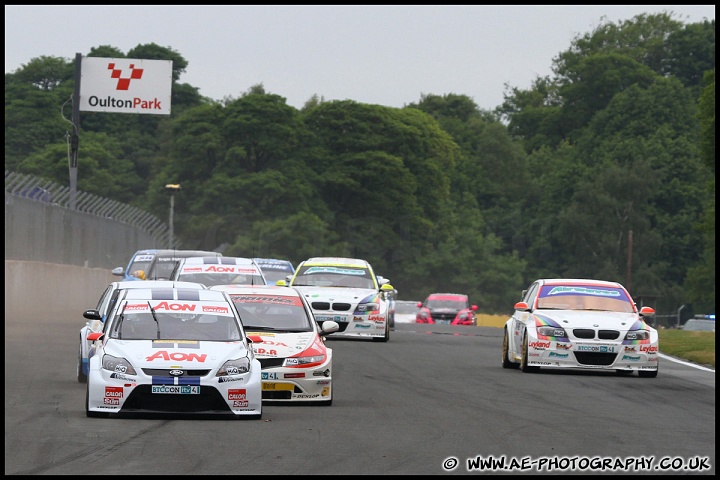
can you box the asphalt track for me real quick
[5,309,715,475]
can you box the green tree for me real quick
[684,68,716,313]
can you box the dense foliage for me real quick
[5,15,715,319]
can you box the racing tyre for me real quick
[502,328,519,369]
[520,333,539,373]
[638,369,658,378]
[77,338,87,383]
[373,324,390,342]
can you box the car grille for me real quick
[573,352,618,366]
[259,358,285,369]
[431,312,456,322]
[263,389,298,400]
[142,368,211,376]
[572,329,620,340]
[122,385,230,413]
[311,302,352,311]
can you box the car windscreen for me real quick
[108,301,242,341]
[177,272,266,287]
[292,266,374,288]
[537,285,634,313]
[228,294,313,332]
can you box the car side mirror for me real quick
[320,321,340,335]
[83,309,102,320]
[471,305,478,311]
[87,331,103,341]
[514,301,530,311]
[112,266,124,276]
[639,306,655,316]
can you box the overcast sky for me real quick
[5,5,715,111]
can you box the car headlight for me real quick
[418,310,430,319]
[284,354,326,367]
[102,354,137,375]
[356,302,379,313]
[216,356,250,376]
[458,311,469,319]
[625,330,650,341]
[537,326,567,337]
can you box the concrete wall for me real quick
[5,260,116,320]
[5,193,162,269]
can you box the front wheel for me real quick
[520,333,539,373]
[86,381,108,418]
[372,323,390,342]
[502,328,519,369]
[77,338,87,383]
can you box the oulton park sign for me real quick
[79,57,172,115]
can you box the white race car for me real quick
[282,257,395,342]
[85,286,263,418]
[77,280,206,383]
[172,256,267,287]
[212,284,339,405]
[502,278,659,377]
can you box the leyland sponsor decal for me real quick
[79,57,172,115]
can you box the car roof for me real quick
[179,256,256,265]
[301,257,370,267]
[427,293,468,299]
[537,278,623,288]
[211,284,301,297]
[112,280,206,290]
[253,258,295,271]
[133,249,222,258]
[122,288,229,301]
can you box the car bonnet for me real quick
[532,310,648,331]
[244,331,323,358]
[292,286,381,305]
[103,339,249,369]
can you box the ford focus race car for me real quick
[502,278,659,377]
[212,284,339,405]
[283,257,395,342]
[85,286,263,418]
[172,256,266,287]
[78,280,206,383]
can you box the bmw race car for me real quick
[77,280,206,383]
[212,284,339,405]
[501,278,659,377]
[172,256,267,287]
[85,286,263,418]
[283,257,395,342]
[416,293,478,325]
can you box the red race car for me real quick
[416,293,478,326]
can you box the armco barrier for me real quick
[5,192,162,269]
